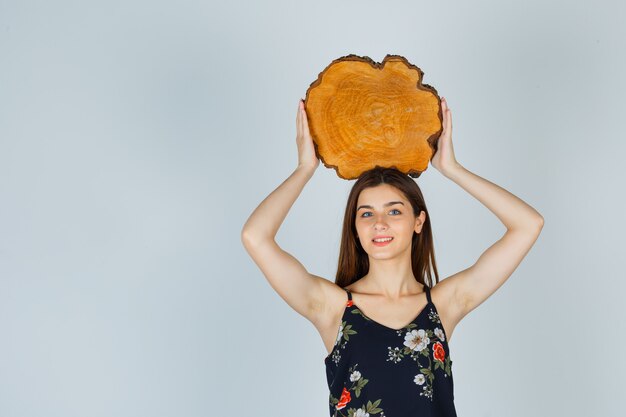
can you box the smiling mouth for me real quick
[372,237,394,243]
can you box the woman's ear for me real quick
[414,210,426,233]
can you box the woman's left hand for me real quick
[430,97,460,175]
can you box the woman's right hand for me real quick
[296,99,320,171]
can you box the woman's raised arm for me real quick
[429,97,544,336]
[240,100,335,327]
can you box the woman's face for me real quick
[354,184,425,258]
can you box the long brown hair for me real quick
[334,167,439,289]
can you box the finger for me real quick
[296,100,302,137]
[441,97,446,122]
[441,100,448,126]
[301,101,310,131]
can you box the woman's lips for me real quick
[372,237,393,246]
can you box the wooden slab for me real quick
[304,54,443,180]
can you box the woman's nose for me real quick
[373,219,389,229]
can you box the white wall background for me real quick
[1,0,624,416]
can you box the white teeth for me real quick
[373,237,393,242]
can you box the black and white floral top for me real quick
[324,285,457,417]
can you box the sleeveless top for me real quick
[324,285,457,417]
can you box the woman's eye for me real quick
[361,209,401,217]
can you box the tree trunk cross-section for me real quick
[304,54,443,180]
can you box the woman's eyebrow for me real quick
[357,201,405,211]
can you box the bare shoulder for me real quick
[429,269,472,343]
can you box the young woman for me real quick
[241,97,544,417]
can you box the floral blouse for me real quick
[324,285,457,417]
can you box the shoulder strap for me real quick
[344,288,352,301]
[424,284,432,304]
